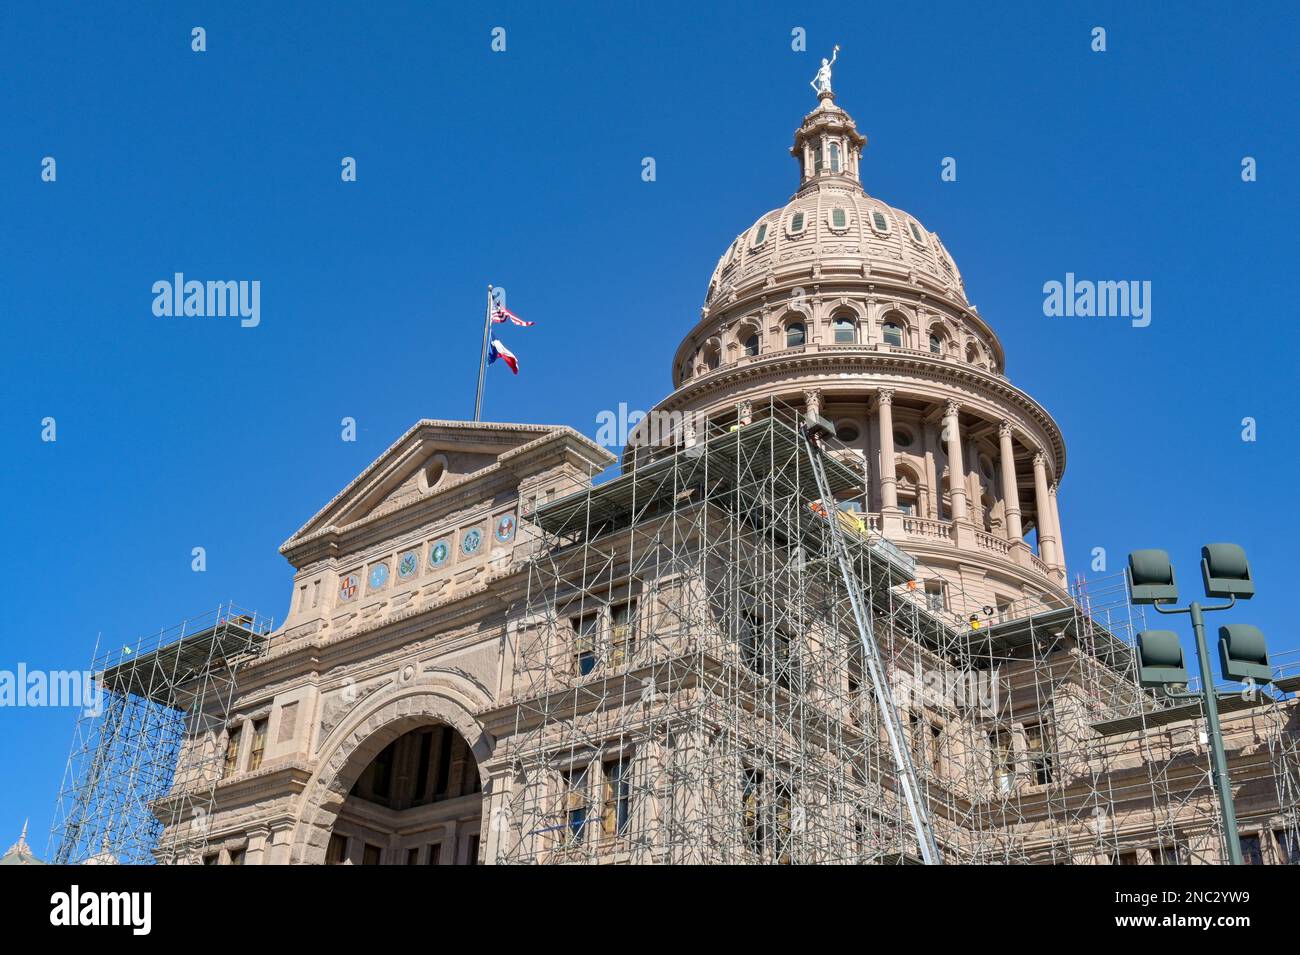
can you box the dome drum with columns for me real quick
[628,81,1069,616]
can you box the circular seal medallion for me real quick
[368,563,390,590]
[338,573,359,601]
[398,550,419,579]
[462,528,483,555]
[495,514,516,543]
[428,540,450,568]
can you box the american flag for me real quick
[491,303,535,327]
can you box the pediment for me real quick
[281,420,566,553]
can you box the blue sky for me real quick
[2,2,1297,853]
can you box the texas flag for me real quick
[488,338,519,374]
[491,304,535,327]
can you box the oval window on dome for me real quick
[752,223,768,248]
[830,207,848,231]
[871,210,889,234]
[789,211,806,236]
[909,221,925,243]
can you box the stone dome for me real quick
[703,95,968,316]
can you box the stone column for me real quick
[998,421,1024,541]
[943,400,968,522]
[877,389,898,512]
[803,388,823,425]
[244,826,270,865]
[1050,482,1067,573]
[1032,452,1059,568]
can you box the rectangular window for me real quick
[832,207,847,229]
[465,834,480,865]
[562,765,590,845]
[1275,828,1300,865]
[1154,842,1186,865]
[573,612,600,676]
[406,848,420,865]
[924,580,945,612]
[1111,849,1139,866]
[298,585,308,611]
[326,833,348,865]
[362,843,382,866]
[223,725,242,777]
[426,843,442,865]
[1024,722,1054,785]
[602,757,632,838]
[248,718,268,772]
[1240,834,1264,865]
[989,730,1015,794]
[229,847,246,866]
[791,212,804,233]
[611,600,637,666]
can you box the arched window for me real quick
[814,144,824,174]
[703,343,721,371]
[833,317,857,344]
[743,333,760,357]
[966,342,981,365]
[882,322,903,347]
[830,143,841,173]
[929,333,942,355]
[785,322,806,348]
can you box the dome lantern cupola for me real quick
[791,90,867,194]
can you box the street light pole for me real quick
[1184,600,1243,865]
[1129,544,1270,867]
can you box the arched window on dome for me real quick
[929,333,943,355]
[882,322,904,348]
[965,342,982,366]
[743,333,760,357]
[814,143,824,174]
[702,342,721,371]
[785,322,806,348]
[830,143,841,174]
[833,317,857,344]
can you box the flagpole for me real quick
[474,284,493,422]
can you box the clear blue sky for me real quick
[2,2,1297,852]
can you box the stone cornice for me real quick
[644,347,1067,478]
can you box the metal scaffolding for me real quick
[492,398,1300,864]
[49,603,272,865]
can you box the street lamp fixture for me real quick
[1126,543,1272,866]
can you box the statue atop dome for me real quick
[810,45,840,97]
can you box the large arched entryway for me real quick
[324,723,484,865]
